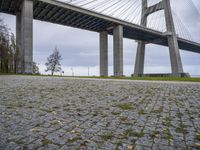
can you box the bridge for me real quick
[0,0,199,77]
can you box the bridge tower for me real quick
[134,0,184,77]
[16,0,33,74]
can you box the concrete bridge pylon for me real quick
[134,0,184,77]
[16,0,33,74]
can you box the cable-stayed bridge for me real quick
[0,0,199,77]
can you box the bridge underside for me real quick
[1,0,200,53]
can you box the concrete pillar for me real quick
[100,31,108,76]
[134,0,147,76]
[16,12,23,74]
[134,41,145,76]
[16,0,33,74]
[163,0,184,77]
[113,25,123,76]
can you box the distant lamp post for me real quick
[71,67,74,77]
[88,67,90,77]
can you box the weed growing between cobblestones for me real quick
[124,129,144,138]
[101,132,114,141]
[163,133,173,142]
[196,133,200,141]
[11,100,24,108]
[51,120,62,126]
[194,143,200,148]
[162,117,172,126]
[111,111,121,115]
[152,106,163,113]
[42,138,53,146]
[116,103,133,110]
[138,109,146,115]
[40,107,53,113]
[176,123,188,134]
[149,131,160,138]
[15,139,24,145]
[119,116,128,122]
[67,137,81,143]
[116,141,123,150]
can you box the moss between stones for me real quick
[42,138,53,146]
[124,128,144,138]
[116,103,133,110]
[196,133,200,141]
[67,137,81,143]
[101,132,114,141]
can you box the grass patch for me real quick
[40,107,53,113]
[42,138,53,145]
[67,137,81,143]
[116,103,133,110]
[111,111,121,115]
[78,76,200,82]
[163,132,173,140]
[15,139,24,145]
[138,109,146,115]
[119,116,128,122]
[162,117,172,126]
[124,129,144,138]
[1,74,200,82]
[101,132,114,141]
[150,131,160,138]
[152,106,163,113]
[116,141,123,150]
[51,120,62,126]
[196,133,200,141]
[194,143,200,148]
[176,124,188,134]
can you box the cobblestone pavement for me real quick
[0,76,200,150]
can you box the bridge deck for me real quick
[0,0,200,53]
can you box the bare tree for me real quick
[10,33,19,73]
[45,48,62,75]
[0,17,18,73]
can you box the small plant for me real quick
[116,141,123,150]
[101,132,114,141]
[15,139,24,145]
[152,106,163,113]
[150,131,160,138]
[196,133,200,141]
[138,109,146,115]
[42,138,53,145]
[163,133,173,140]
[124,129,144,138]
[175,123,188,134]
[67,137,81,143]
[111,111,121,115]
[162,117,171,126]
[116,103,133,110]
[51,120,62,125]
[119,116,128,122]
[40,107,53,113]
[52,106,60,109]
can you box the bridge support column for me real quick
[16,12,22,74]
[16,0,33,74]
[134,0,147,77]
[100,31,108,76]
[113,25,123,76]
[134,41,146,76]
[163,0,184,77]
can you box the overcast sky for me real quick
[0,0,200,76]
